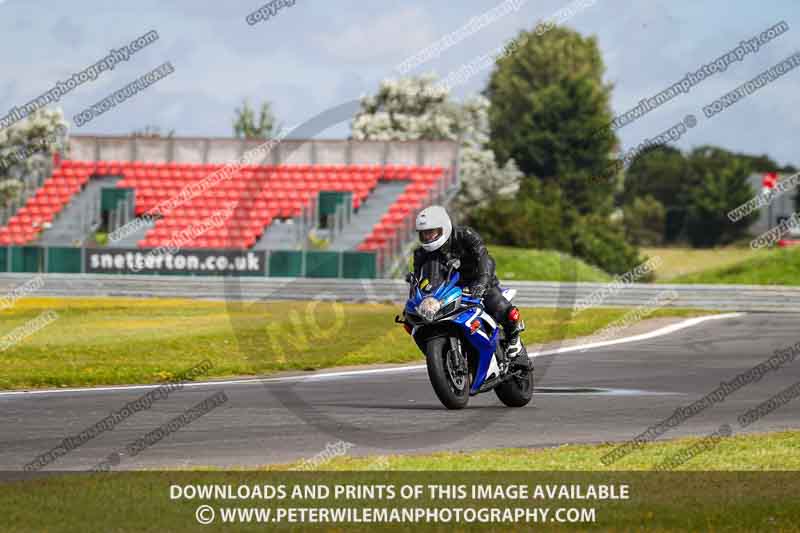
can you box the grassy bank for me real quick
[489,245,612,282]
[667,246,800,285]
[0,297,707,390]
[480,244,797,285]
[640,246,767,282]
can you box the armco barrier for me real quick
[0,274,798,312]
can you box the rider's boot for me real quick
[504,319,530,371]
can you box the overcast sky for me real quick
[1,0,797,166]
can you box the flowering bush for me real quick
[0,179,22,208]
[0,107,68,206]
[351,75,521,214]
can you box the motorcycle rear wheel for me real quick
[495,359,533,407]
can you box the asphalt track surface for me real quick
[2,312,799,471]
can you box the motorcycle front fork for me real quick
[449,337,468,374]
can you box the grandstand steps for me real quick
[108,216,155,248]
[330,181,408,251]
[38,176,120,246]
[253,220,303,250]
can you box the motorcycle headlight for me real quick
[416,296,442,322]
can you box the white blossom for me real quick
[0,107,68,206]
[351,75,520,212]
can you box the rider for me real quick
[412,205,528,367]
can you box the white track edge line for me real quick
[0,312,744,398]
[530,312,744,357]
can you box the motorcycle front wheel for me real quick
[425,336,470,410]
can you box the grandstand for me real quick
[0,135,460,277]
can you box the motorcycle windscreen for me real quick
[417,257,449,293]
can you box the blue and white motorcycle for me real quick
[397,258,533,410]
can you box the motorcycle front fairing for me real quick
[450,307,500,393]
[405,269,462,319]
[405,270,501,394]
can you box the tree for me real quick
[730,151,783,174]
[468,180,646,275]
[623,195,666,246]
[0,107,67,207]
[466,180,570,251]
[620,145,689,242]
[621,145,688,206]
[571,212,644,275]
[233,100,278,139]
[350,75,522,214]
[685,148,757,247]
[485,26,617,214]
[350,72,646,276]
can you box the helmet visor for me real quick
[419,228,443,245]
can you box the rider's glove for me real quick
[470,284,487,299]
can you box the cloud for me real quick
[315,5,436,64]
[50,16,85,50]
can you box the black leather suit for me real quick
[412,226,519,339]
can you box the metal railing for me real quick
[108,195,134,237]
[327,196,353,245]
[377,162,461,277]
[77,188,103,242]
[0,273,795,312]
[296,195,319,249]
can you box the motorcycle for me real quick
[396,257,533,410]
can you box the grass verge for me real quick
[271,429,800,471]
[0,296,708,390]
[2,432,798,532]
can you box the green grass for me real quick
[3,432,799,532]
[641,246,773,282]
[272,430,800,471]
[489,245,612,282]
[666,246,800,285]
[0,297,707,390]
[474,243,798,285]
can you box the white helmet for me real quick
[415,205,452,252]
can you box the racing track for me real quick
[1,312,799,470]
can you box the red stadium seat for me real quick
[0,159,445,250]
